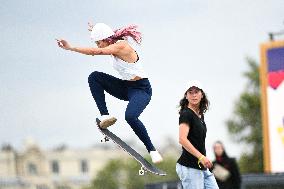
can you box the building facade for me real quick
[0,140,127,189]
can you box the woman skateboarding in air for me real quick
[56,22,163,163]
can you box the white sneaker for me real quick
[150,151,163,164]
[99,115,117,129]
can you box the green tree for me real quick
[85,155,179,189]
[226,58,263,173]
[85,159,127,189]
[125,155,178,189]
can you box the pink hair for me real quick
[106,24,142,44]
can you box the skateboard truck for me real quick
[139,166,147,176]
[101,136,110,143]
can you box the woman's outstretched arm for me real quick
[56,39,123,56]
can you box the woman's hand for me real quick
[201,156,213,169]
[88,22,94,31]
[56,39,72,50]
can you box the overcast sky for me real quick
[1,0,283,159]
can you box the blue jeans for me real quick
[176,163,219,189]
[88,71,155,152]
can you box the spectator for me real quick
[211,141,241,189]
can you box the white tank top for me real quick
[111,52,147,80]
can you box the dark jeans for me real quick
[88,71,155,152]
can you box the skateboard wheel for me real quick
[139,167,145,175]
[139,169,145,175]
[100,137,109,143]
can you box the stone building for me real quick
[0,139,127,189]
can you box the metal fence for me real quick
[241,173,284,189]
[145,181,182,189]
[145,173,284,189]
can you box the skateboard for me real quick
[96,118,166,176]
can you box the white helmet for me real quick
[90,23,115,42]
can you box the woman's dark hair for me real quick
[178,89,209,115]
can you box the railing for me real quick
[145,181,182,189]
[241,173,284,189]
[145,173,284,189]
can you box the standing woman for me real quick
[176,80,219,189]
[212,141,241,189]
[56,23,163,163]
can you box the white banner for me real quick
[260,41,284,173]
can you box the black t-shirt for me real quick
[177,107,207,170]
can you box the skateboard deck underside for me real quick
[96,118,166,176]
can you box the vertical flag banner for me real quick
[260,40,284,173]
